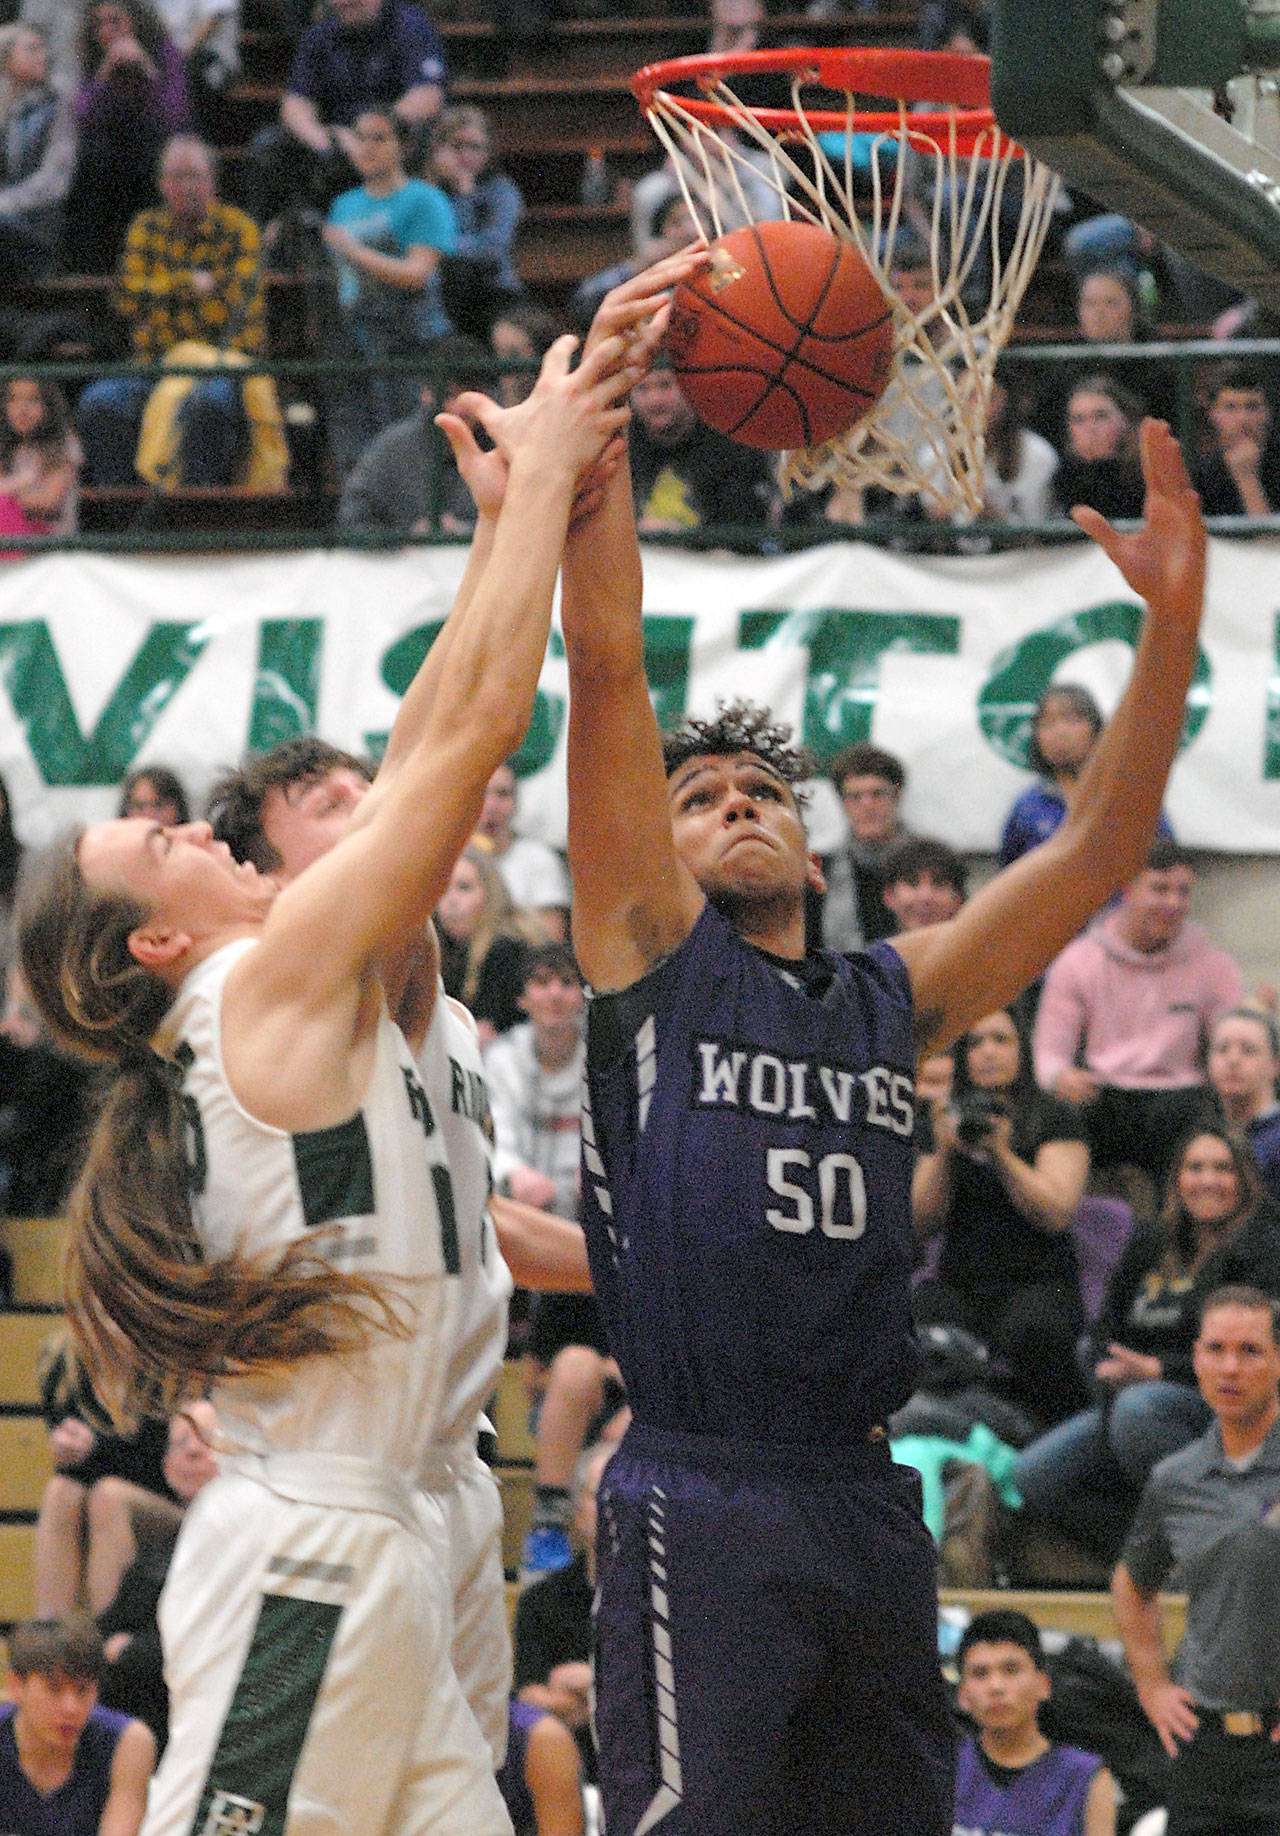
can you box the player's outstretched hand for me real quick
[439,332,639,487]
[584,243,712,374]
[1071,419,1207,625]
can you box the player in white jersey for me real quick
[207,749,592,1768]
[16,323,652,1836]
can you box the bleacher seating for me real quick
[0,1217,64,1633]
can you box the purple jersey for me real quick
[953,1736,1102,1836]
[0,1703,130,1836]
[496,1700,541,1836]
[580,900,920,1442]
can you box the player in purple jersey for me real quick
[537,250,1208,1836]
[954,1609,1114,1836]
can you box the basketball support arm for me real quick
[991,0,1280,309]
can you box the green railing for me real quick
[2,337,1278,555]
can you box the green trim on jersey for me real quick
[189,1592,342,1836]
[292,1114,375,1226]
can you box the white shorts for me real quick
[144,1456,512,1836]
[423,1448,510,1769]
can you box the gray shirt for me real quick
[1122,1415,1280,1711]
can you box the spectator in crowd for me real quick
[972,361,1060,522]
[485,943,614,1576]
[96,1401,220,1749]
[1001,683,1103,867]
[475,759,571,941]
[496,1699,584,1836]
[628,347,775,532]
[0,963,98,1218]
[1033,838,1243,1197]
[1112,1286,1280,1831]
[16,2,79,92]
[1207,1005,1280,1203]
[954,1609,1116,1836]
[913,1007,1092,1424]
[1191,362,1280,516]
[434,842,537,1043]
[76,134,263,488]
[336,333,490,531]
[1053,375,1148,521]
[0,1615,155,1836]
[1015,1129,1280,1562]
[425,104,524,343]
[491,299,561,405]
[0,23,75,290]
[882,834,968,933]
[32,1336,180,1618]
[1000,681,1176,883]
[322,103,455,476]
[816,742,915,952]
[1075,264,1178,423]
[256,0,447,222]
[513,1441,614,1783]
[486,940,585,1221]
[0,376,80,545]
[117,764,190,827]
[152,0,240,128]
[63,0,190,274]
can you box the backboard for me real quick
[990,0,1280,306]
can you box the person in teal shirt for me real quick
[323,104,455,474]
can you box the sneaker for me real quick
[520,1523,573,1585]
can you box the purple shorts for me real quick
[592,1422,954,1836]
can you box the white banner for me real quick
[1,534,1277,854]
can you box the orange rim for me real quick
[631,47,1015,158]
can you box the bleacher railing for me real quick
[2,337,1279,554]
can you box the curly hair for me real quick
[659,700,814,797]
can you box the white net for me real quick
[642,66,1061,517]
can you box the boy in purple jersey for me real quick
[955,1610,1115,1836]
[0,1616,154,1836]
[468,248,1206,1835]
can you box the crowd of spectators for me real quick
[0,0,1276,540]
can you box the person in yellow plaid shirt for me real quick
[77,134,264,486]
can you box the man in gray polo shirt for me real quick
[1112,1283,1280,1836]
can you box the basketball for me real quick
[663,220,896,451]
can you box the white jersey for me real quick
[161,938,500,1468]
[415,986,511,1446]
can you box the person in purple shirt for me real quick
[550,245,1208,1836]
[1000,682,1174,869]
[253,0,446,220]
[64,0,191,273]
[496,1699,584,1836]
[954,1609,1115,1836]
[0,1615,154,1836]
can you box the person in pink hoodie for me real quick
[1033,837,1242,1199]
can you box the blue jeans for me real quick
[1014,1380,1212,1560]
[78,374,247,487]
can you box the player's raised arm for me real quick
[894,418,1207,1053]
[560,250,711,992]
[242,335,637,1021]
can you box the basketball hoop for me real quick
[631,48,1061,517]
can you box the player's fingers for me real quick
[445,390,502,433]
[539,333,581,383]
[575,332,630,385]
[1069,503,1118,554]
[433,412,481,465]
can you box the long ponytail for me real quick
[19,833,410,1427]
